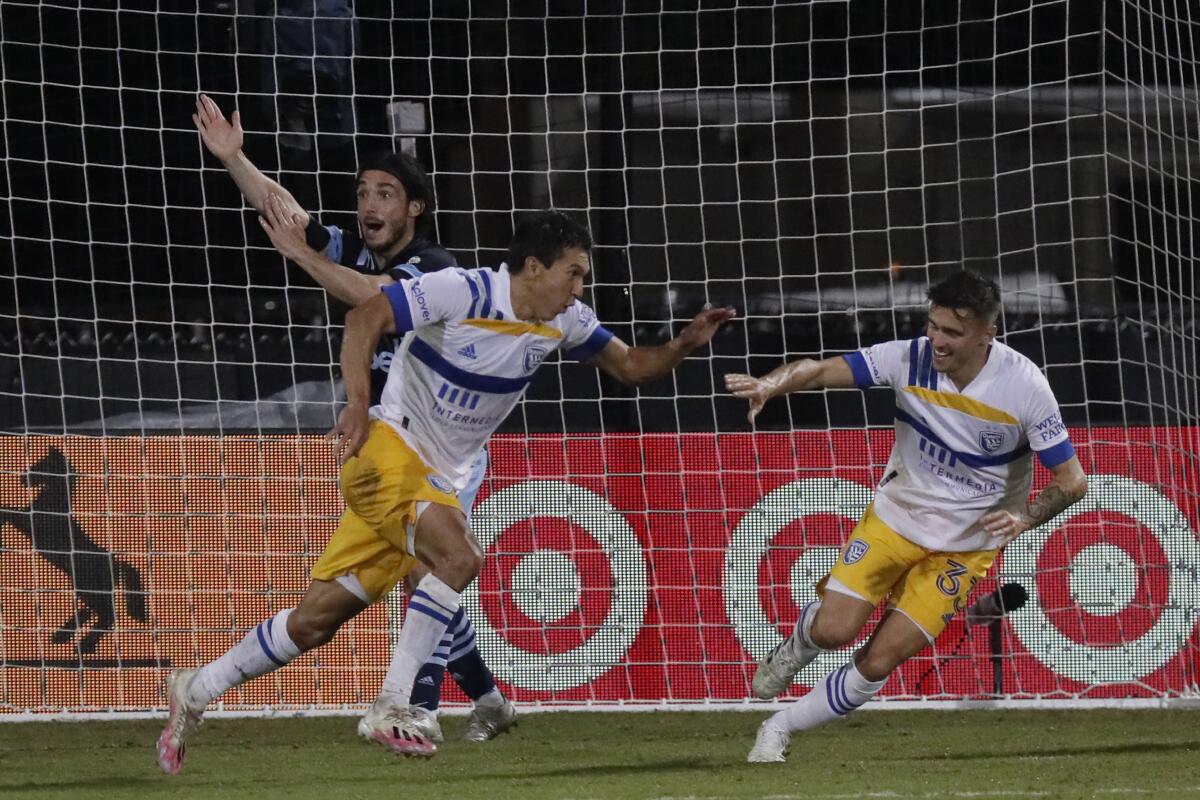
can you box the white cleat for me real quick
[358,701,438,757]
[410,709,444,744]
[747,720,790,763]
[752,606,820,699]
[464,698,517,742]
[156,669,205,775]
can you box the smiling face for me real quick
[523,247,591,321]
[355,169,424,260]
[926,304,996,382]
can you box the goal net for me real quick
[1,1,1197,715]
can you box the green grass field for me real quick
[1,709,1197,800]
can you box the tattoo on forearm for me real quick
[1025,484,1082,528]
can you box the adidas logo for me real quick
[417,676,437,686]
[457,343,477,359]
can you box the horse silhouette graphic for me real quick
[0,448,148,653]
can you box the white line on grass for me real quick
[635,787,1200,800]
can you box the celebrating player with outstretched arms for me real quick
[725,270,1087,763]
[158,209,733,770]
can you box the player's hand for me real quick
[258,192,311,262]
[193,93,243,162]
[327,403,370,465]
[724,373,777,425]
[980,509,1033,545]
[677,306,737,351]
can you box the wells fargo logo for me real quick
[0,435,388,712]
[0,448,149,655]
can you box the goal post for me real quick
[0,1,1197,715]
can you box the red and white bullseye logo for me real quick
[1001,475,1200,684]
[461,480,647,691]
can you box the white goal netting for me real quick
[0,1,1196,714]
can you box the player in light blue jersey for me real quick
[725,271,1087,763]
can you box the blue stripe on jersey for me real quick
[564,326,615,362]
[843,352,874,389]
[908,338,920,386]
[410,338,535,394]
[894,407,1031,467]
[394,263,423,280]
[919,340,934,389]
[384,283,416,334]
[325,225,344,263]
[1036,438,1076,468]
[464,272,481,317]
[479,270,493,318]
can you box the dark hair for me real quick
[356,151,435,234]
[506,210,593,273]
[927,270,1002,322]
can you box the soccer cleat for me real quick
[410,710,444,744]
[746,720,790,763]
[464,698,517,742]
[752,610,819,699]
[357,702,438,757]
[157,669,205,775]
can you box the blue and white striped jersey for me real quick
[374,264,612,490]
[844,337,1074,552]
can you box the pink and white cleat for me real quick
[357,701,438,758]
[157,669,205,775]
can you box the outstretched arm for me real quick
[326,293,396,464]
[591,307,736,386]
[981,455,1088,545]
[193,93,308,222]
[258,193,393,305]
[724,355,857,424]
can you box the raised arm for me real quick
[981,455,1088,545]
[724,355,858,424]
[193,93,308,222]
[591,307,736,386]
[326,293,397,464]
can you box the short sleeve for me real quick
[844,338,913,389]
[1022,370,1075,468]
[380,268,473,335]
[561,302,613,362]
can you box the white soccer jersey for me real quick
[844,337,1075,552]
[374,264,612,490]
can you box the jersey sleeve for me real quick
[1022,369,1075,468]
[561,302,614,362]
[842,338,913,389]
[380,268,473,334]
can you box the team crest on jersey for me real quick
[978,430,1004,453]
[524,345,549,372]
[427,474,454,494]
[843,539,869,565]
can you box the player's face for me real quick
[926,305,995,377]
[356,170,423,255]
[528,247,590,320]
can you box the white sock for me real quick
[379,574,461,704]
[770,661,886,734]
[796,599,822,649]
[190,608,301,707]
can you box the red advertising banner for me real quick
[1,428,1198,713]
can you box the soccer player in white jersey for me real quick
[186,93,514,751]
[157,209,734,770]
[724,271,1087,763]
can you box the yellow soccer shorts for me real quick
[819,504,997,639]
[311,420,462,603]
